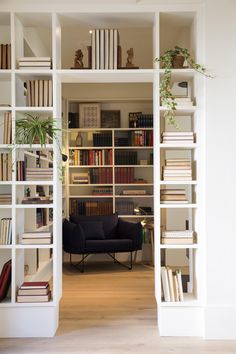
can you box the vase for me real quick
[75,132,83,147]
[172,54,185,69]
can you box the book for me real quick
[0,260,11,302]
[162,230,194,237]
[109,29,114,69]
[18,57,51,62]
[161,238,194,244]
[167,267,175,301]
[100,29,104,70]
[104,29,109,70]
[176,270,184,301]
[161,266,170,302]
[95,29,100,69]
[91,30,96,69]
[18,287,49,296]
[22,232,51,238]
[20,281,49,289]
[17,291,51,303]
[20,238,52,245]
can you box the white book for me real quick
[113,29,118,69]
[31,80,35,106]
[95,29,100,69]
[48,80,53,107]
[91,30,96,70]
[19,57,51,62]
[43,80,48,107]
[176,270,184,301]
[39,80,44,107]
[161,266,170,302]
[34,80,39,107]
[173,275,180,301]
[26,80,31,106]
[109,29,114,69]
[104,29,109,70]
[19,61,51,67]
[99,29,104,70]
[162,132,193,136]
[167,267,175,302]
[162,230,193,237]
[19,66,51,70]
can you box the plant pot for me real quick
[172,54,185,69]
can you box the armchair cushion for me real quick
[63,219,85,253]
[117,219,143,250]
[70,213,118,239]
[79,221,105,240]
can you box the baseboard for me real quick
[205,305,236,339]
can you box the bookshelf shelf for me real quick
[160,204,197,208]
[159,144,197,149]
[15,245,54,249]
[15,181,54,186]
[15,107,53,112]
[16,204,54,209]
[160,244,198,249]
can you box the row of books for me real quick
[0,260,11,303]
[161,266,184,302]
[20,231,52,245]
[0,218,12,245]
[17,281,51,303]
[0,44,11,69]
[0,194,11,205]
[2,111,12,144]
[70,199,113,216]
[161,131,194,144]
[92,187,113,196]
[115,151,138,165]
[36,208,48,228]
[0,153,12,181]
[91,29,120,70]
[161,230,194,245]
[115,130,153,147]
[161,189,188,204]
[162,158,192,181]
[115,167,135,184]
[115,201,134,215]
[18,57,51,70]
[69,149,113,166]
[72,168,113,184]
[25,79,53,107]
[129,113,153,128]
[93,133,112,147]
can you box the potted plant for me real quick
[155,46,213,125]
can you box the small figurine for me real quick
[126,47,135,68]
[74,49,84,69]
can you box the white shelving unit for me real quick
[0,5,205,338]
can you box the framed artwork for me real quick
[79,103,101,128]
[101,110,121,128]
[171,80,191,97]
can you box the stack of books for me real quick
[26,168,53,181]
[161,230,194,244]
[0,194,11,204]
[21,196,52,204]
[72,172,90,184]
[0,44,11,69]
[0,218,12,245]
[160,189,188,204]
[70,199,113,216]
[91,29,120,70]
[175,97,193,107]
[0,260,11,302]
[161,266,184,302]
[161,131,194,144]
[121,189,147,195]
[25,79,53,107]
[92,187,113,196]
[18,57,51,70]
[3,112,12,144]
[20,231,52,245]
[163,158,192,181]
[0,153,12,181]
[17,281,51,303]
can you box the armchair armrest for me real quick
[117,219,143,250]
[63,219,85,254]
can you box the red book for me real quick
[20,281,49,289]
[0,260,11,302]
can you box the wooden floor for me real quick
[1,263,236,353]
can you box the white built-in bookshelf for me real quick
[0,5,205,337]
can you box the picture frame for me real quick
[79,103,101,128]
[171,80,191,98]
[101,110,121,128]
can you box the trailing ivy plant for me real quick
[155,46,213,126]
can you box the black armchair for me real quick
[63,213,143,271]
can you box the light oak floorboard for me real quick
[0,263,236,353]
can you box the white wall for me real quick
[205,0,236,339]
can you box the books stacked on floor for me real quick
[161,131,194,144]
[0,218,12,245]
[21,196,53,204]
[0,153,12,181]
[0,44,11,69]
[25,79,52,107]
[175,97,193,107]
[18,57,51,70]
[69,149,112,166]
[70,199,113,216]
[92,187,113,196]
[115,151,138,165]
[129,113,153,128]
[161,230,194,244]
[3,112,12,144]
[121,189,147,195]
[163,158,192,181]
[161,189,188,204]
[26,168,53,181]
[20,231,52,245]
[0,260,11,302]
[115,167,134,183]
[17,281,51,303]
[0,194,11,204]
[93,133,112,146]
[91,29,120,69]
[161,266,184,302]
